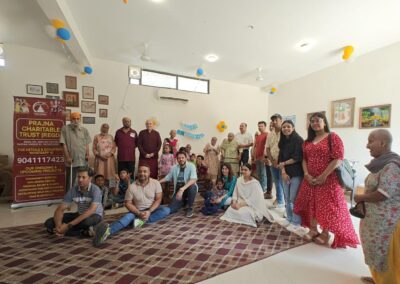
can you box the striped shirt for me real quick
[63,183,103,216]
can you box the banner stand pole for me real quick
[11,199,63,209]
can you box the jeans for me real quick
[256,160,267,192]
[109,206,170,235]
[44,212,102,236]
[283,176,302,226]
[270,167,285,205]
[169,184,198,213]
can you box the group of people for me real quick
[45,111,399,284]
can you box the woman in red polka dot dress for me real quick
[294,112,359,248]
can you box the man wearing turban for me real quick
[60,112,92,191]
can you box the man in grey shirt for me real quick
[44,167,103,237]
[60,112,91,192]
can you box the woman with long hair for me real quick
[220,163,273,227]
[212,163,237,208]
[277,120,308,236]
[294,112,359,248]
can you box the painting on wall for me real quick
[62,91,79,107]
[81,100,96,113]
[331,98,356,128]
[46,82,59,94]
[99,109,108,118]
[26,84,43,95]
[82,86,94,100]
[359,104,391,129]
[98,95,109,105]
[82,117,95,124]
[65,76,77,89]
[306,111,326,129]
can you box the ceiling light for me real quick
[295,39,316,52]
[205,54,219,63]
[150,0,164,3]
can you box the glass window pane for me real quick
[141,70,176,89]
[178,77,209,94]
[129,78,140,85]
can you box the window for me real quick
[178,76,209,94]
[141,70,177,89]
[128,68,209,94]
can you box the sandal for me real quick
[303,230,319,241]
[313,231,330,245]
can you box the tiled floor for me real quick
[0,200,370,284]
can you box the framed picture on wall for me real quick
[26,84,43,95]
[81,100,96,113]
[65,109,71,121]
[82,117,96,124]
[63,91,79,107]
[98,95,109,105]
[82,86,94,99]
[331,98,356,128]
[99,109,108,118]
[359,104,391,129]
[46,82,59,94]
[65,76,77,89]
[306,111,326,129]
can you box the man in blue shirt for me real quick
[160,150,198,218]
[44,167,103,237]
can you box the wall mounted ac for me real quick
[128,66,141,79]
[155,89,189,103]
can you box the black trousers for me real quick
[240,149,250,166]
[44,212,102,236]
[265,165,273,193]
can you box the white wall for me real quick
[269,41,400,184]
[0,44,268,164]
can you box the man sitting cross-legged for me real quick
[93,164,170,247]
[44,167,103,237]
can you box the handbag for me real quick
[328,134,355,191]
[349,202,366,218]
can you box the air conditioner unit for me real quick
[128,66,141,79]
[158,96,189,103]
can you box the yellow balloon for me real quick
[123,0,128,3]
[52,19,65,29]
[342,45,354,60]
[271,87,277,93]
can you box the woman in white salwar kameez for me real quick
[221,163,274,227]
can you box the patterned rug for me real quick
[0,207,306,284]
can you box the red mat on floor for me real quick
[0,208,306,284]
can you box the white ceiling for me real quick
[2,0,400,87]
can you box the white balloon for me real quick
[45,25,57,39]
[0,46,3,55]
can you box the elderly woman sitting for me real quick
[355,129,400,284]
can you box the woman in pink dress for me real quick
[93,123,116,182]
[294,112,359,248]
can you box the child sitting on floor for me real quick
[94,174,113,210]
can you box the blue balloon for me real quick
[196,68,204,76]
[57,28,71,40]
[84,66,93,74]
